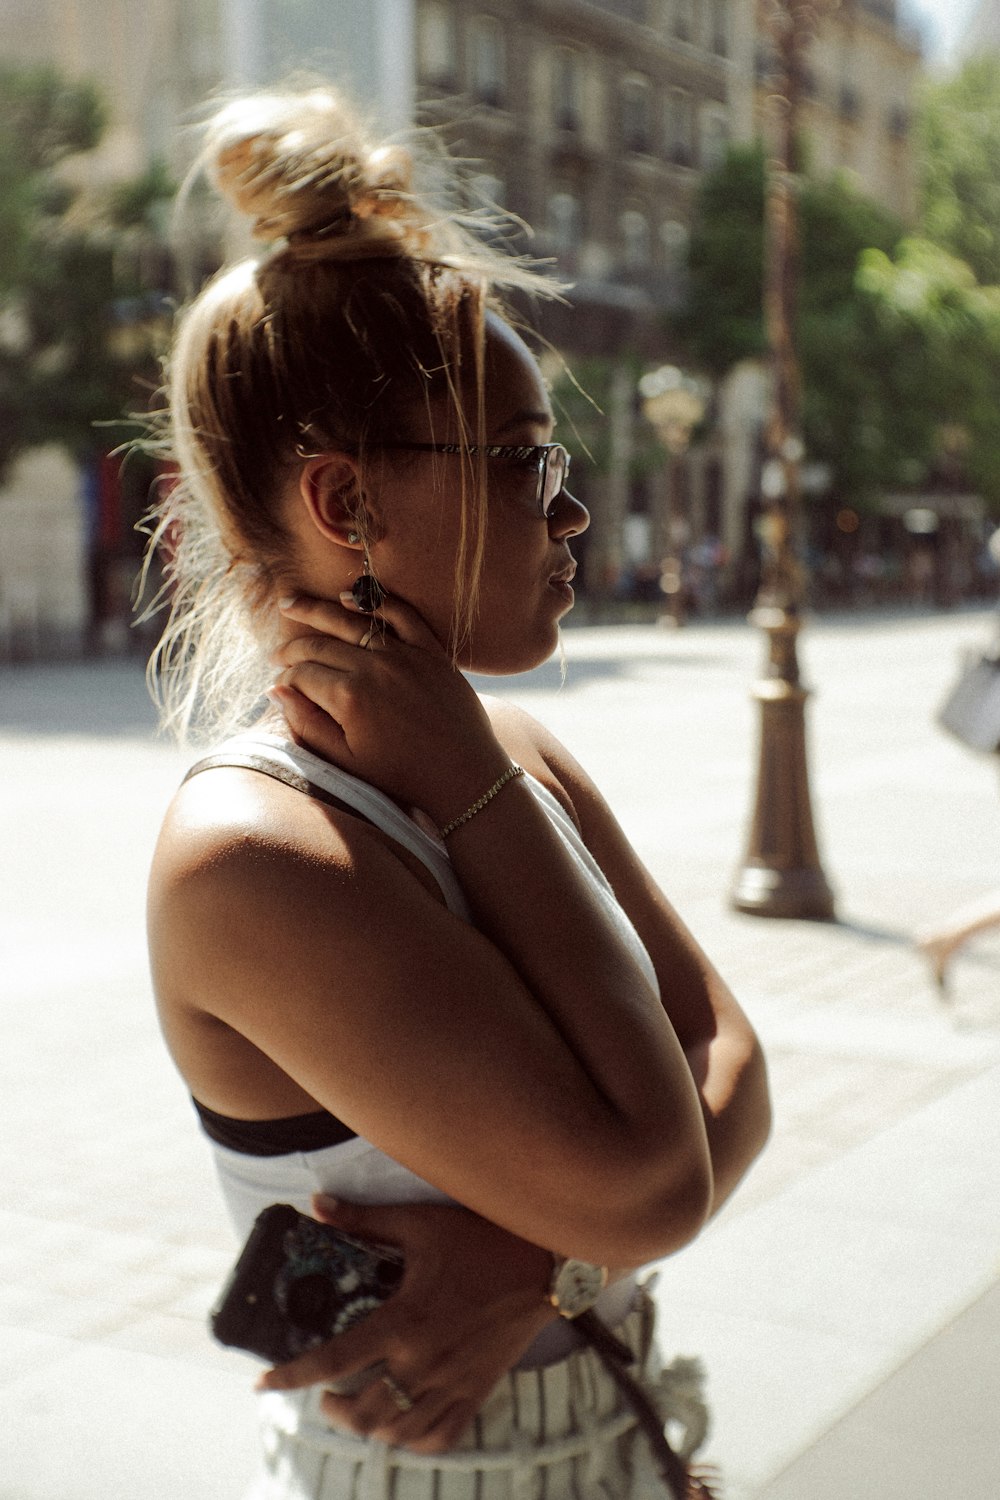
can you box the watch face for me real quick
[552,1258,607,1318]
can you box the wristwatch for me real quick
[548,1256,608,1319]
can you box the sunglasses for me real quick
[385,443,572,519]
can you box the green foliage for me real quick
[0,64,105,173]
[857,238,1000,506]
[0,66,171,480]
[108,158,175,230]
[669,142,1000,514]
[919,56,1000,287]
[670,144,768,376]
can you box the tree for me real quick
[0,65,172,480]
[669,145,769,377]
[857,237,1000,510]
[920,55,1000,288]
[671,145,912,509]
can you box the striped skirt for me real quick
[245,1289,710,1500]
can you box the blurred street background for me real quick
[3,0,1000,652]
[3,608,999,1499]
[4,1,1000,1497]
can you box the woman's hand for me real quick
[257,1196,557,1454]
[269,593,510,827]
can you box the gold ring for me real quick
[357,629,375,650]
[380,1372,414,1413]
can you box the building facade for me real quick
[959,0,1000,58]
[415,0,732,319]
[413,0,735,590]
[744,0,922,223]
[0,0,931,650]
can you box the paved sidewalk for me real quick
[2,606,999,1499]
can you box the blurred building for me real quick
[743,0,922,223]
[416,0,731,332]
[1,0,413,177]
[959,0,1000,55]
[412,0,733,591]
[0,0,931,651]
[0,0,417,655]
[703,0,924,602]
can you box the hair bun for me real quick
[206,89,415,256]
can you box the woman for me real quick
[146,87,770,1499]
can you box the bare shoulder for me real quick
[151,766,352,909]
[148,766,443,1006]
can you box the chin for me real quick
[464,625,563,678]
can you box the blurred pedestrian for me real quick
[918,527,1000,992]
[144,84,770,1500]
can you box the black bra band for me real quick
[192,1097,359,1156]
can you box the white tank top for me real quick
[193,731,659,1363]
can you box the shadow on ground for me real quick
[0,660,161,739]
[2,647,730,737]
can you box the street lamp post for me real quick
[640,366,707,628]
[730,0,838,920]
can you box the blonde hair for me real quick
[143,85,558,742]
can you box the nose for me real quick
[548,488,590,538]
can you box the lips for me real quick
[548,561,577,586]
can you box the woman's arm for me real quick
[152,600,711,1268]
[491,700,772,1217]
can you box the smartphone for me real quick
[210,1203,405,1366]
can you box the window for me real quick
[417,2,457,86]
[548,191,582,255]
[470,15,506,107]
[621,209,652,271]
[887,103,909,140]
[673,0,695,44]
[701,112,729,171]
[666,89,696,167]
[622,74,652,154]
[839,83,861,122]
[552,47,583,132]
[608,0,647,21]
[661,219,689,279]
[711,0,728,56]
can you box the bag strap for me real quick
[573,1311,718,1500]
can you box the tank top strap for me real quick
[183,732,470,919]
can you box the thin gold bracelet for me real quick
[439,764,525,839]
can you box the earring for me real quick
[351,559,386,613]
[347,530,360,544]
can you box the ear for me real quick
[297,453,374,549]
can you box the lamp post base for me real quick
[731,605,836,922]
[732,860,835,920]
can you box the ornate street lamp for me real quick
[730,0,839,919]
[640,365,708,628]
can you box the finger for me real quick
[257,1339,379,1394]
[337,590,443,654]
[321,1383,456,1447]
[273,630,366,672]
[310,1195,421,1248]
[403,1398,478,1455]
[267,683,352,766]
[277,661,369,739]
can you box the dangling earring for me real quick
[351,556,386,614]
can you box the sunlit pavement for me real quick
[2,605,998,1499]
